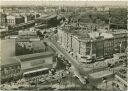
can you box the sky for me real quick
[1,0,128,7]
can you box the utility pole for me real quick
[90,39,93,62]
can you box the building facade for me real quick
[103,38,114,59]
[109,30,128,53]
[0,13,7,26]
[7,15,25,26]
[17,52,55,73]
[18,30,37,39]
[24,14,35,23]
[57,25,115,62]
[1,57,22,83]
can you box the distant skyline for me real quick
[1,0,128,7]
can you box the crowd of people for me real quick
[0,69,70,90]
[0,79,29,90]
[27,69,69,85]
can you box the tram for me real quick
[23,68,49,78]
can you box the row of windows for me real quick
[114,39,126,43]
[104,52,113,56]
[104,42,113,46]
[2,69,20,75]
[1,20,6,22]
[3,65,20,70]
[7,19,15,23]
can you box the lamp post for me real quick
[90,39,95,72]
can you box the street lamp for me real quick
[90,39,95,72]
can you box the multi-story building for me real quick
[86,32,114,60]
[0,27,8,38]
[16,51,55,73]
[58,25,114,62]
[109,8,127,29]
[24,14,35,23]
[108,30,128,53]
[0,13,7,26]
[103,37,114,59]
[18,30,37,39]
[1,57,22,83]
[7,15,25,26]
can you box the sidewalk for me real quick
[97,80,121,91]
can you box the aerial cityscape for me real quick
[0,1,128,91]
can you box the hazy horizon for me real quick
[1,0,128,7]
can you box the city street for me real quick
[97,80,121,91]
[1,1,127,91]
[46,38,90,82]
[44,35,127,90]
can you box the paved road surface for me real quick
[45,38,94,84]
[45,38,107,83]
[43,28,121,86]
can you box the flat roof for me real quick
[88,32,113,39]
[89,70,113,79]
[1,57,20,66]
[17,52,54,62]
